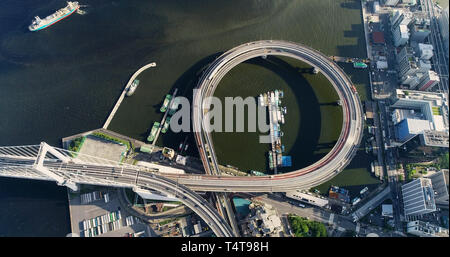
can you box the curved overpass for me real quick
[166,40,364,192]
[0,157,234,237]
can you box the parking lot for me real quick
[68,187,154,237]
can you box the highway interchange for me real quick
[172,40,364,192]
[0,40,364,237]
[0,156,235,237]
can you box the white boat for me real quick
[126,79,139,96]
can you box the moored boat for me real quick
[126,79,139,96]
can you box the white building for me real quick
[381,204,393,217]
[391,108,425,124]
[416,70,440,91]
[407,221,449,237]
[245,203,283,237]
[390,10,412,29]
[429,170,449,206]
[416,43,433,60]
[397,47,431,79]
[391,89,449,147]
[373,1,381,13]
[393,24,409,47]
[401,74,422,88]
[401,0,417,5]
[376,60,388,69]
[285,190,329,208]
[384,0,400,6]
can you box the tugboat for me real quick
[147,122,160,142]
[160,94,172,113]
[126,79,139,96]
[161,117,171,134]
[268,151,274,170]
[168,97,180,115]
[353,62,368,69]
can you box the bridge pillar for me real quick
[33,142,78,191]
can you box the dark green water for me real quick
[0,0,369,235]
[212,58,342,173]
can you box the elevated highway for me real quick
[0,151,234,237]
[0,41,363,193]
[182,40,364,192]
[0,40,363,236]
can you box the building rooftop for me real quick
[428,170,449,205]
[394,89,449,134]
[382,204,393,217]
[402,178,437,216]
[407,221,449,237]
[372,31,385,44]
[420,130,449,147]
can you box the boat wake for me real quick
[77,5,88,15]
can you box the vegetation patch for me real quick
[404,158,446,180]
[91,132,131,150]
[439,152,449,169]
[288,215,328,237]
[68,136,86,156]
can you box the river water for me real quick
[0,0,367,236]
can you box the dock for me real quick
[103,62,157,129]
[152,88,178,146]
[330,56,370,64]
[261,90,290,174]
[267,94,278,174]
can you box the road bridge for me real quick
[0,41,364,193]
[0,40,363,236]
[188,40,364,192]
[0,144,233,237]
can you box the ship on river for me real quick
[126,79,139,96]
[147,122,160,142]
[29,2,80,31]
[160,94,172,113]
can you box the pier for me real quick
[103,62,157,129]
[330,56,370,64]
[261,90,289,174]
[267,94,278,174]
[152,88,178,146]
